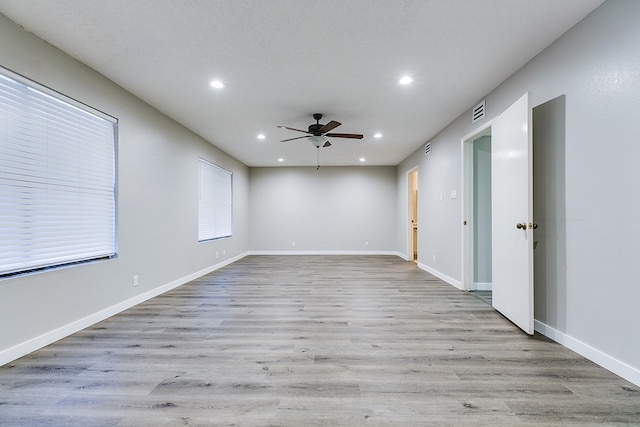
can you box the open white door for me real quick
[491,92,534,334]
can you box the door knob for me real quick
[530,222,539,229]
[516,222,527,230]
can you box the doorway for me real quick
[462,127,492,293]
[408,168,418,262]
[462,92,535,335]
[473,134,492,294]
[462,95,563,334]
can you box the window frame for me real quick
[0,66,118,279]
[198,158,233,242]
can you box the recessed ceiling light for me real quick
[399,76,413,85]
[277,158,284,162]
[210,79,224,89]
[359,157,367,162]
[373,133,383,138]
[257,134,266,140]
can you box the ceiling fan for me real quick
[278,113,364,148]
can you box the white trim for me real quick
[249,250,403,257]
[0,252,249,366]
[198,159,233,241]
[473,282,493,291]
[406,166,419,263]
[461,120,494,291]
[462,119,494,143]
[535,320,640,387]
[417,262,463,289]
[397,252,411,261]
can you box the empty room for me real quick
[1,0,639,425]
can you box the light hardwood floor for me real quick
[1,255,639,426]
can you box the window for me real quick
[0,67,117,278]
[198,158,232,241]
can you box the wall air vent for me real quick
[472,100,486,124]
[424,142,432,156]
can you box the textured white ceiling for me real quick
[0,0,605,167]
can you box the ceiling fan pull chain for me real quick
[316,146,320,170]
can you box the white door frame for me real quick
[407,167,418,261]
[461,121,493,291]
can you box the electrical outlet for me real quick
[133,275,139,287]
[432,254,436,262]
[365,241,369,247]
[216,251,219,258]
[292,242,296,247]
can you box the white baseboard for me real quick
[6,252,637,390]
[417,263,463,289]
[535,320,640,387]
[249,250,402,256]
[0,252,249,367]
[397,252,411,261]
[473,282,492,291]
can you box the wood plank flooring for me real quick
[1,255,639,426]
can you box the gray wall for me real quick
[533,96,567,332]
[0,14,250,358]
[397,0,639,378]
[397,127,463,283]
[250,167,397,252]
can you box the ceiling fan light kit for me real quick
[278,113,363,146]
[309,135,328,148]
[277,113,364,168]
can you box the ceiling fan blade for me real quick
[324,132,364,139]
[280,135,310,142]
[323,141,332,148]
[318,120,341,134]
[277,125,311,134]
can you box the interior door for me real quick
[491,92,534,334]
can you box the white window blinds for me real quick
[0,68,117,277]
[198,159,232,241]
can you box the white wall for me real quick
[0,14,250,362]
[250,166,397,253]
[397,0,640,383]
